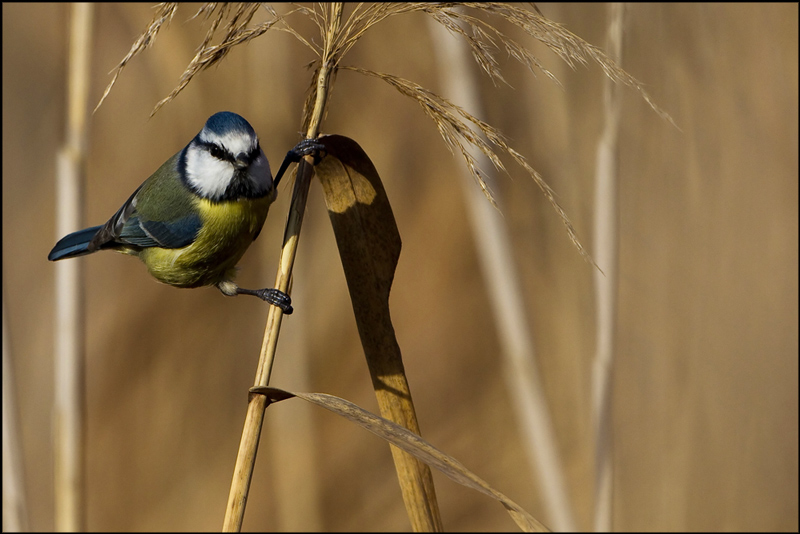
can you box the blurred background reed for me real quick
[3,3,797,531]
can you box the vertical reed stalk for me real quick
[3,296,30,531]
[427,15,577,532]
[222,8,342,531]
[592,3,624,532]
[54,4,93,531]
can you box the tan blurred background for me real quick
[3,3,797,531]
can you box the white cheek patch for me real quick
[184,145,235,198]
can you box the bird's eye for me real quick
[209,145,225,160]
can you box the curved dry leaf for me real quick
[254,386,550,533]
[314,134,442,531]
[314,134,401,295]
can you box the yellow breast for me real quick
[137,195,273,288]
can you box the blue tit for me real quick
[48,111,324,314]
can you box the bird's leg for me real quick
[272,138,327,189]
[217,281,293,315]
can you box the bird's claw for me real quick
[289,138,327,166]
[256,288,293,314]
[236,287,293,314]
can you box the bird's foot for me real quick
[234,287,293,314]
[289,138,327,166]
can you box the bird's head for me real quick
[181,111,273,201]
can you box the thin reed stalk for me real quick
[265,286,323,531]
[591,3,624,532]
[222,7,342,530]
[53,4,93,531]
[427,15,577,532]
[3,295,29,531]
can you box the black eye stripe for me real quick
[201,142,232,162]
[200,141,259,163]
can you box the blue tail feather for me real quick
[48,225,103,261]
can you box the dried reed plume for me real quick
[96,2,673,264]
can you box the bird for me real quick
[48,111,324,314]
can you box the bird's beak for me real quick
[234,153,249,170]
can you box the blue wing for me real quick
[118,214,201,249]
[48,152,203,260]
